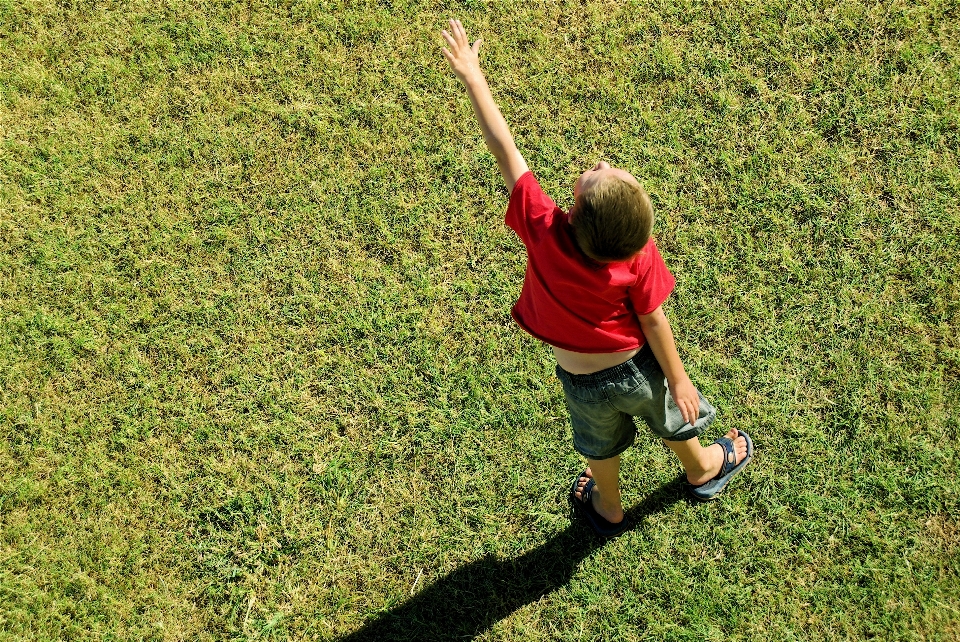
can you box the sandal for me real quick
[686,430,754,502]
[569,469,631,538]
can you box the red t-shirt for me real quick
[505,171,675,353]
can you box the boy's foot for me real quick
[685,428,749,486]
[573,466,623,524]
[570,468,630,538]
[686,429,754,502]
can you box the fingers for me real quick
[446,18,461,47]
[443,18,472,52]
[453,18,467,46]
[681,399,698,426]
[441,29,457,52]
[472,38,482,54]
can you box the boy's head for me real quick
[569,162,653,263]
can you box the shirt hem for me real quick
[511,310,646,354]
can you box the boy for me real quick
[441,20,753,537]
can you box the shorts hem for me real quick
[661,414,715,442]
[573,440,634,461]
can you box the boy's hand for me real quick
[441,19,483,84]
[668,376,701,427]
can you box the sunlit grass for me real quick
[1,0,958,640]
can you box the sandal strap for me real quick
[715,437,737,475]
[580,478,596,503]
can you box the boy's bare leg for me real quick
[573,456,624,524]
[664,428,748,485]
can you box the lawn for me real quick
[1,0,958,640]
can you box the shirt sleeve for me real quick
[504,171,558,245]
[628,238,676,316]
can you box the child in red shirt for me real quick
[442,20,753,537]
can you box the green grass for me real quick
[1,0,958,640]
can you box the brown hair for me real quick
[569,175,653,262]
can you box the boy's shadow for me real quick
[338,477,685,641]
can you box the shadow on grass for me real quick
[338,478,684,641]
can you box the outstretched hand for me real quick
[441,19,482,83]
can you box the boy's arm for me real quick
[638,306,701,427]
[441,19,529,193]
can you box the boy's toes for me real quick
[734,436,748,463]
[723,429,748,465]
[574,467,594,499]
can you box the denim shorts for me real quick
[555,344,716,460]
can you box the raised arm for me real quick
[441,19,529,193]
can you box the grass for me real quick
[1,0,958,640]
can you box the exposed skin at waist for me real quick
[552,345,640,375]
